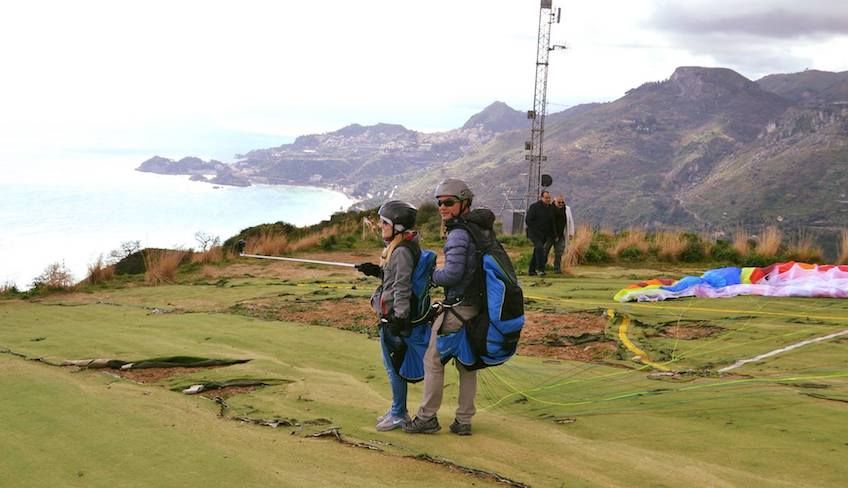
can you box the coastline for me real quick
[1,169,359,290]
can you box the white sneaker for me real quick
[376,413,411,432]
[376,409,391,422]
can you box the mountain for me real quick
[757,70,848,105]
[229,110,528,199]
[416,67,848,232]
[462,101,527,132]
[142,66,848,232]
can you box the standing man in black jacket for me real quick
[546,194,573,273]
[525,190,555,276]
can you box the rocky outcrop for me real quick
[137,156,225,176]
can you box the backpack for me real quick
[381,241,437,382]
[437,209,525,370]
[398,241,437,326]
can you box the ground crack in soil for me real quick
[412,454,531,488]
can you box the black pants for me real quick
[529,237,549,274]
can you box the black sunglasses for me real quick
[437,198,459,207]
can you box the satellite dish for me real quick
[541,174,553,187]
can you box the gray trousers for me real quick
[545,236,567,271]
[416,302,479,424]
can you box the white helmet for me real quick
[434,178,474,201]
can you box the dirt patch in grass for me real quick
[235,296,377,334]
[112,366,218,383]
[659,321,722,340]
[278,297,376,333]
[518,311,617,362]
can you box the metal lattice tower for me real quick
[525,1,562,206]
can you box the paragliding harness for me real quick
[436,209,525,370]
[380,240,437,383]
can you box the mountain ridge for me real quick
[138,66,848,231]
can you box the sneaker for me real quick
[449,419,472,436]
[376,413,411,432]
[538,271,546,276]
[376,410,390,422]
[528,271,537,276]
[402,415,441,434]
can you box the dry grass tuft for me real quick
[201,265,218,280]
[787,231,823,263]
[86,255,115,285]
[597,227,616,240]
[612,227,650,257]
[564,224,593,267]
[654,230,688,261]
[838,229,848,265]
[757,226,783,258]
[192,246,224,265]
[289,226,340,252]
[733,227,750,257]
[248,230,290,256]
[143,250,186,285]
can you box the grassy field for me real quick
[2,256,848,487]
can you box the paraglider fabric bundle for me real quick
[382,321,431,383]
[614,262,848,302]
[437,254,525,368]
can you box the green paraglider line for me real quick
[482,367,848,410]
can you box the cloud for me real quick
[650,1,848,38]
[644,1,848,78]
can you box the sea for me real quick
[0,148,355,290]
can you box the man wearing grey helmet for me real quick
[404,178,479,436]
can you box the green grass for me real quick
[3,261,848,487]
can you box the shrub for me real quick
[612,228,649,259]
[320,234,356,250]
[143,250,186,285]
[1,281,20,297]
[618,245,644,261]
[584,242,611,263]
[680,237,707,262]
[710,240,740,263]
[514,251,533,273]
[32,262,75,291]
[741,253,771,267]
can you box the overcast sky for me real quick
[1,0,847,158]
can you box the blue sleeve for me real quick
[433,228,471,287]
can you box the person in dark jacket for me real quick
[356,200,419,431]
[404,178,479,436]
[525,190,555,276]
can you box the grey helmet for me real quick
[378,200,417,233]
[434,178,474,201]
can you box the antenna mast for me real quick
[525,1,563,205]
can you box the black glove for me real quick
[355,262,381,278]
[381,314,411,337]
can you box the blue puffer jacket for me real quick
[433,224,477,302]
